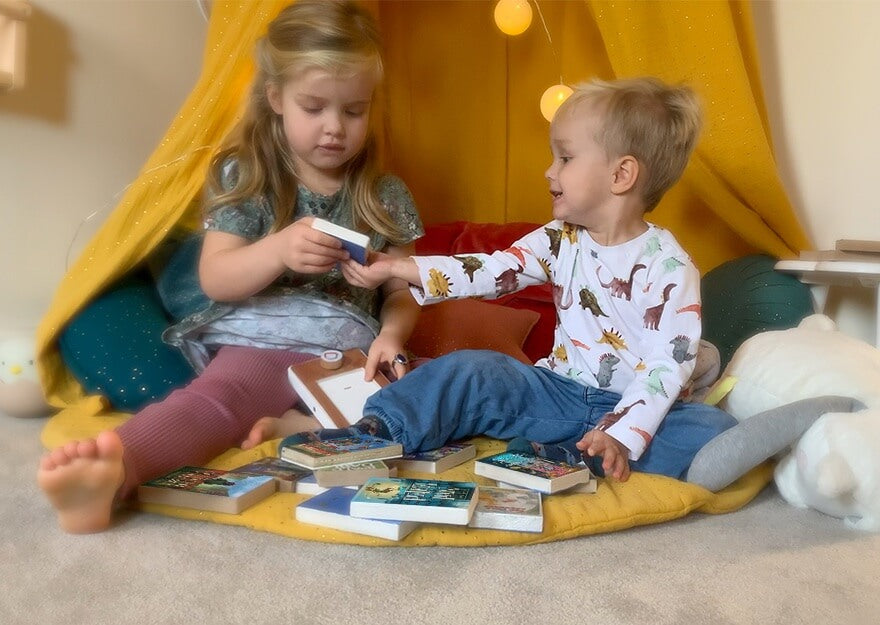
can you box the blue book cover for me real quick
[295,487,419,541]
[311,218,369,264]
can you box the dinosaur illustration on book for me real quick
[643,283,677,330]
[596,263,646,300]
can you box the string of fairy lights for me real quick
[493,0,572,121]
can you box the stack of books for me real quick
[278,433,403,469]
[295,477,482,541]
[392,442,476,474]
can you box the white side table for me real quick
[774,258,880,347]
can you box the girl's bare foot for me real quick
[37,430,126,534]
[241,409,319,450]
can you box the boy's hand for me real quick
[576,429,631,482]
[340,251,403,289]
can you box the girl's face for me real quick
[268,66,376,191]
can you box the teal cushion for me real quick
[701,254,814,368]
[58,274,196,412]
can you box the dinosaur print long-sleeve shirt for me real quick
[410,220,703,461]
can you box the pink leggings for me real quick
[116,345,314,498]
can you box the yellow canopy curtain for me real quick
[36,0,809,412]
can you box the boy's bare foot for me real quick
[241,409,319,450]
[37,430,125,534]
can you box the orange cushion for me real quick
[406,298,540,364]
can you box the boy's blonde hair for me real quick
[556,77,702,211]
[206,0,404,241]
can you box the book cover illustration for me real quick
[143,466,270,498]
[138,466,275,514]
[350,477,478,525]
[468,485,543,533]
[477,452,584,479]
[295,487,419,541]
[474,452,593,494]
[279,433,402,469]
[232,457,311,492]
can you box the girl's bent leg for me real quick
[39,346,314,534]
[117,346,313,497]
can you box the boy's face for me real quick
[544,104,616,227]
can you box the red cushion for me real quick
[406,299,539,364]
[415,222,554,362]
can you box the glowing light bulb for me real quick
[494,0,532,36]
[540,83,573,122]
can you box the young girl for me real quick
[37,0,423,534]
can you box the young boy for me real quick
[254,76,861,488]
[319,76,738,483]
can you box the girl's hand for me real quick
[364,332,409,382]
[273,216,349,274]
[576,429,631,482]
[340,250,397,289]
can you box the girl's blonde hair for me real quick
[205,0,404,241]
[557,77,703,211]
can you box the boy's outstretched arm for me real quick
[341,250,420,289]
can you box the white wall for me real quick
[0,0,206,339]
[753,0,880,344]
[0,1,878,344]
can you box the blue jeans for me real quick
[364,350,736,480]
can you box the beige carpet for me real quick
[3,412,879,625]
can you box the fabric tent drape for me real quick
[36,0,810,412]
[36,1,290,409]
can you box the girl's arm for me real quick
[199,216,349,302]
[363,241,421,381]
